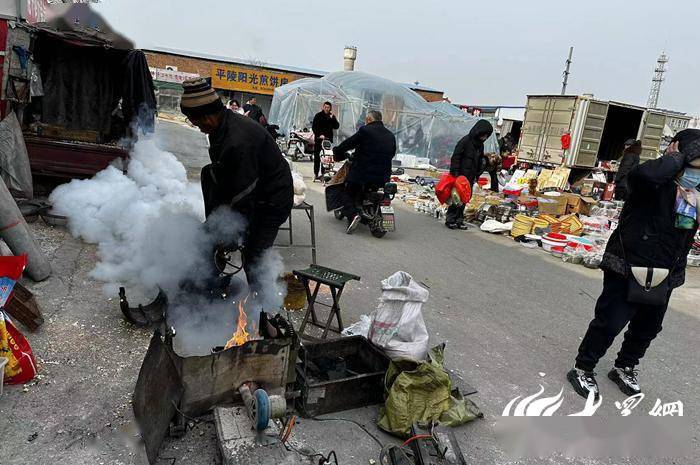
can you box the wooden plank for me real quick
[4,282,44,331]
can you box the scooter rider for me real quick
[332,110,396,234]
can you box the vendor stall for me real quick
[1,17,156,179]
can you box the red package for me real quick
[0,255,36,385]
[435,173,456,204]
[453,175,472,204]
[1,311,37,384]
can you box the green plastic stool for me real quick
[293,265,360,339]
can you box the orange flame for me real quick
[225,296,250,349]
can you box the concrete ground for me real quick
[1,119,698,465]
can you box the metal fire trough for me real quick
[132,311,299,464]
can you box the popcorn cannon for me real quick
[130,293,299,464]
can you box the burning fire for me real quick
[224,294,260,349]
[225,296,250,349]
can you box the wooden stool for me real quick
[293,265,360,340]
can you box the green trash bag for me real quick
[377,344,482,438]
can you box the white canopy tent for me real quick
[269,71,498,169]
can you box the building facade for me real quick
[144,47,444,117]
[144,48,324,117]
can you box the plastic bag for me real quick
[342,314,372,337]
[453,175,472,204]
[435,173,455,204]
[291,171,306,195]
[368,271,429,361]
[377,345,482,437]
[1,255,36,385]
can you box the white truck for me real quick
[518,95,690,168]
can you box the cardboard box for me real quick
[563,192,597,215]
[579,197,597,216]
[537,193,567,216]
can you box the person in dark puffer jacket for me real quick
[568,129,700,401]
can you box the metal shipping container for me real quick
[518,95,685,168]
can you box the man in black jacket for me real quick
[614,139,641,201]
[446,120,493,229]
[311,102,340,180]
[333,110,396,234]
[243,97,264,124]
[568,129,700,400]
[180,78,293,291]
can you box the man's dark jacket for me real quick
[312,111,340,142]
[204,110,293,218]
[333,121,396,186]
[614,142,641,200]
[601,152,697,288]
[450,120,493,184]
[244,103,264,124]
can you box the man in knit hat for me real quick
[180,78,293,291]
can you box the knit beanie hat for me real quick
[670,128,700,167]
[180,78,224,118]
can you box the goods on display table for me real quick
[392,167,699,269]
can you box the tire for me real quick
[252,389,270,431]
[333,209,344,220]
[370,216,387,238]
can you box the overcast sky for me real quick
[95,0,699,114]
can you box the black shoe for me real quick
[346,215,361,234]
[568,368,600,400]
[608,367,641,396]
[446,222,458,230]
[456,222,470,230]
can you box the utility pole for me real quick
[647,52,668,109]
[561,47,573,95]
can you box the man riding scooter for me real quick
[332,110,396,234]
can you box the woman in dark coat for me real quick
[568,129,700,400]
[614,139,642,201]
[445,120,493,229]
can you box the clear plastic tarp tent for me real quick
[269,71,498,169]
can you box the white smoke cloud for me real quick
[49,129,288,354]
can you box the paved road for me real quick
[158,120,700,464]
[2,119,697,465]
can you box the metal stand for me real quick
[276,202,317,264]
[294,265,360,340]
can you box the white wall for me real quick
[0,0,21,19]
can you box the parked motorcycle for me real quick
[320,140,336,182]
[286,128,315,161]
[332,182,397,238]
